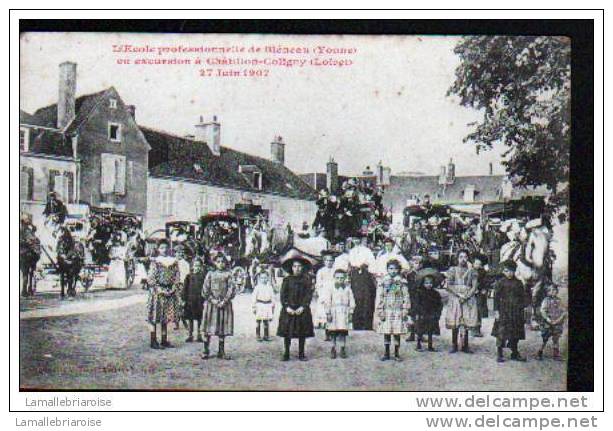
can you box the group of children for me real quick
[147,240,566,363]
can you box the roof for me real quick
[142,126,317,201]
[26,88,109,132]
[19,110,36,124]
[21,126,73,158]
[384,174,506,206]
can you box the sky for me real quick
[20,32,507,177]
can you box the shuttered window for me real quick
[64,171,74,203]
[48,169,60,194]
[159,188,175,216]
[20,167,34,201]
[101,153,126,195]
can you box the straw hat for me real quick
[415,267,444,286]
[280,248,317,273]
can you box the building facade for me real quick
[143,125,317,233]
[20,62,317,234]
[20,62,149,222]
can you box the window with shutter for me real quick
[20,128,29,152]
[64,171,74,203]
[127,161,134,187]
[48,169,59,194]
[114,156,126,195]
[54,175,66,201]
[20,167,34,201]
[100,154,116,194]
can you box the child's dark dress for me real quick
[414,288,443,336]
[277,274,315,339]
[183,272,205,321]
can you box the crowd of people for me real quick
[137,227,564,364]
[21,187,564,364]
[312,178,390,243]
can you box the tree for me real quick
[448,36,570,222]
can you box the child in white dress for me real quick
[325,268,355,359]
[252,270,275,341]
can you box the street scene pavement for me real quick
[19,286,567,391]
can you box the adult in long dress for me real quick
[348,237,377,330]
[106,239,127,289]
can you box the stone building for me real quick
[143,122,317,233]
[20,62,317,235]
[20,62,149,228]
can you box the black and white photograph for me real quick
[16,22,585,395]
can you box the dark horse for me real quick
[56,228,84,298]
[19,225,41,297]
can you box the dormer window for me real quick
[109,98,117,109]
[253,172,262,190]
[108,122,121,142]
[238,164,263,190]
[19,127,29,152]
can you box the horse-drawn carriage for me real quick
[401,203,477,269]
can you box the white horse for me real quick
[500,220,553,327]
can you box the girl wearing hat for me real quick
[277,253,315,361]
[376,259,411,361]
[201,252,236,360]
[414,270,444,352]
[146,239,181,349]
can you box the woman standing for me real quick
[146,239,181,349]
[106,236,127,289]
[277,250,315,361]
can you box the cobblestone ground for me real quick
[20,290,567,391]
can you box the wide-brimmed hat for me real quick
[415,267,444,286]
[321,249,337,258]
[280,248,318,273]
[471,252,489,265]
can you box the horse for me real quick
[500,222,553,327]
[268,226,293,255]
[56,230,85,298]
[19,229,41,297]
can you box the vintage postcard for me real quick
[18,29,574,393]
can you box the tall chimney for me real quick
[438,165,447,185]
[446,158,456,184]
[126,105,136,121]
[57,62,77,129]
[326,156,339,193]
[195,115,221,156]
[270,135,285,165]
